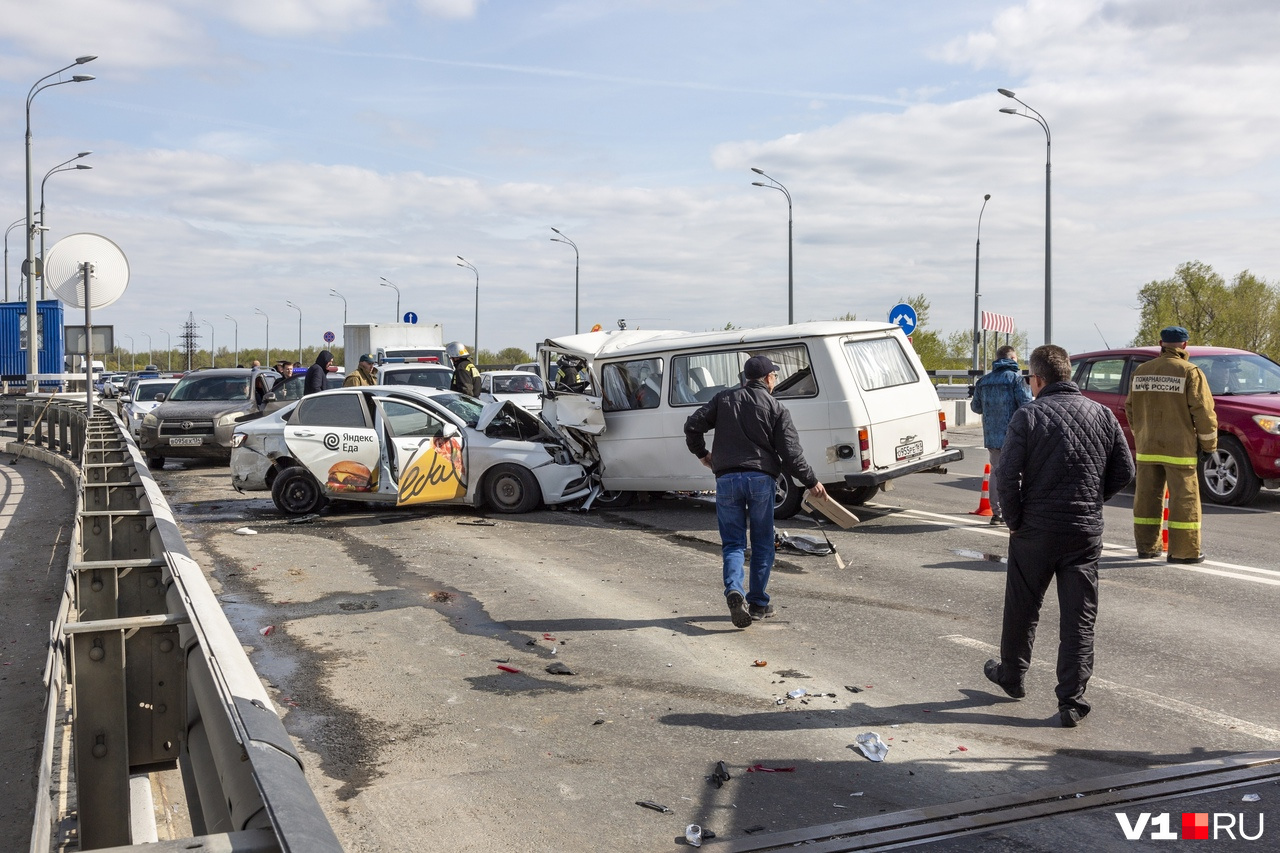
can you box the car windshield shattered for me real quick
[1190,354,1280,395]
[167,375,251,402]
[426,392,486,425]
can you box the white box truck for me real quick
[343,323,447,365]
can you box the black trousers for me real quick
[1000,526,1102,715]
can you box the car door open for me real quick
[376,398,468,506]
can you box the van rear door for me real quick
[841,335,944,469]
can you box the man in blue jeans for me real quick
[684,355,827,628]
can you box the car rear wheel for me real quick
[1200,434,1261,506]
[484,463,541,514]
[774,475,805,519]
[271,465,328,515]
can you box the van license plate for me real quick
[169,437,202,447]
[895,440,924,461]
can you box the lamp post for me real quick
[750,167,794,324]
[998,88,1051,345]
[122,334,135,372]
[549,228,579,333]
[25,56,96,383]
[39,152,92,265]
[379,277,400,321]
[457,257,479,358]
[254,308,269,366]
[285,300,302,365]
[972,194,991,372]
[159,328,172,372]
[201,320,215,368]
[224,315,239,367]
[329,288,347,324]
[141,332,152,368]
[4,217,25,302]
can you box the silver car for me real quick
[120,378,179,439]
[230,385,590,515]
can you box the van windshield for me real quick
[844,337,918,390]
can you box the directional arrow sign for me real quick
[889,303,918,336]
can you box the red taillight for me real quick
[938,410,949,449]
[858,427,871,471]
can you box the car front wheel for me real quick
[148,455,164,470]
[271,466,328,515]
[483,463,541,514]
[1200,435,1261,506]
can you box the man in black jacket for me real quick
[685,355,827,629]
[985,345,1134,727]
[304,350,333,396]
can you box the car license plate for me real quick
[169,436,203,447]
[895,440,924,461]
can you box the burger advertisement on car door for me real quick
[395,433,466,506]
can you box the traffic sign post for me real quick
[323,331,335,344]
[889,303,918,337]
[404,311,418,325]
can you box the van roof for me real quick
[544,320,900,360]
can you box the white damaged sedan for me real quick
[231,385,590,515]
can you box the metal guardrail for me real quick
[15,396,343,852]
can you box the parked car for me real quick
[480,370,545,412]
[1070,346,1280,505]
[272,370,345,400]
[375,363,455,391]
[230,385,589,515]
[97,372,128,396]
[120,378,179,439]
[138,368,284,469]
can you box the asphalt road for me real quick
[152,424,1280,852]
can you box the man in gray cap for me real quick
[1125,326,1217,563]
[343,353,378,387]
[684,354,827,628]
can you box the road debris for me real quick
[545,661,574,675]
[286,513,320,524]
[258,626,274,636]
[707,761,731,788]
[747,763,795,773]
[854,732,890,762]
[635,800,673,814]
[844,685,863,693]
[496,664,521,674]
[1243,793,1262,802]
[458,518,496,526]
[752,660,767,667]
[234,527,257,535]
[685,824,703,847]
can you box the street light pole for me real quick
[141,332,152,368]
[998,88,1052,345]
[972,193,991,372]
[285,300,302,365]
[122,334,135,372]
[550,228,580,333]
[457,257,479,358]
[4,217,25,302]
[25,56,96,384]
[224,315,239,367]
[329,288,347,325]
[750,168,794,324]
[379,277,400,321]
[201,320,215,368]
[159,328,172,372]
[254,308,269,366]
[39,152,92,265]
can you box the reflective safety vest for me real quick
[1124,345,1217,466]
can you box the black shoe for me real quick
[1059,708,1085,728]
[727,592,753,628]
[1168,554,1206,564]
[1136,550,1161,559]
[749,603,776,620]
[983,659,1025,699]
[989,515,1005,526]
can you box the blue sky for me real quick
[3,0,1279,362]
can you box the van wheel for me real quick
[594,488,635,509]
[836,484,880,506]
[1200,435,1261,506]
[271,466,328,515]
[148,456,165,470]
[484,463,541,514]
[774,475,805,519]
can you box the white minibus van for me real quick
[538,321,963,517]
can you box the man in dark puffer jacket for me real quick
[985,345,1134,728]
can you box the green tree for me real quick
[1132,261,1228,345]
[1217,270,1278,354]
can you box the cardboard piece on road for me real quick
[802,493,860,530]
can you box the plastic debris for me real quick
[775,530,834,555]
[286,513,320,524]
[850,792,864,797]
[787,688,807,699]
[259,626,274,636]
[1242,793,1261,802]
[707,761,731,788]
[635,800,673,814]
[496,664,521,674]
[744,825,767,834]
[752,660,768,667]
[833,804,847,809]
[458,518,496,526]
[234,527,257,535]
[844,685,863,693]
[545,661,574,675]
[775,698,785,706]
[854,732,890,762]
[956,746,969,752]
[685,824,703,847]
[747,763,796,773]
[592,719,605,725]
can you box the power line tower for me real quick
[180,312,201,371]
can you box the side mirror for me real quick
[154,393,166,403]
[441,422,460,440]
[264,392,277,403]
[121,394,131,403]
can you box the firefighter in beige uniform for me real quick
[1124,326,1217,564]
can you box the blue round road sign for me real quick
[889,303,918,336]
[404,311,418,324]
[323,331,335,344]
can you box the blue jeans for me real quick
[715,472,776,607]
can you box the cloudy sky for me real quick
[3,0,1279,363]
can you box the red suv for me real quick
[1070,346,1280,506]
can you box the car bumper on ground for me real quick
[843,447,964,487]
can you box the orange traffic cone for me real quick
[1161,486,1170,552]
[970,463,994,516]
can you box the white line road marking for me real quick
[942,634,1280,742]
[883,507,1280,587]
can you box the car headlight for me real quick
[142,413,159,427]
[1253,414,1280,435]
[217,412,242,427]
[231,432,246,448]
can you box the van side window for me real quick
[670,345,814,405]
[600,358,664,411]
[844,337,919,391]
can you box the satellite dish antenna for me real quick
[43,233,130,416]
[44,232,130,308]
